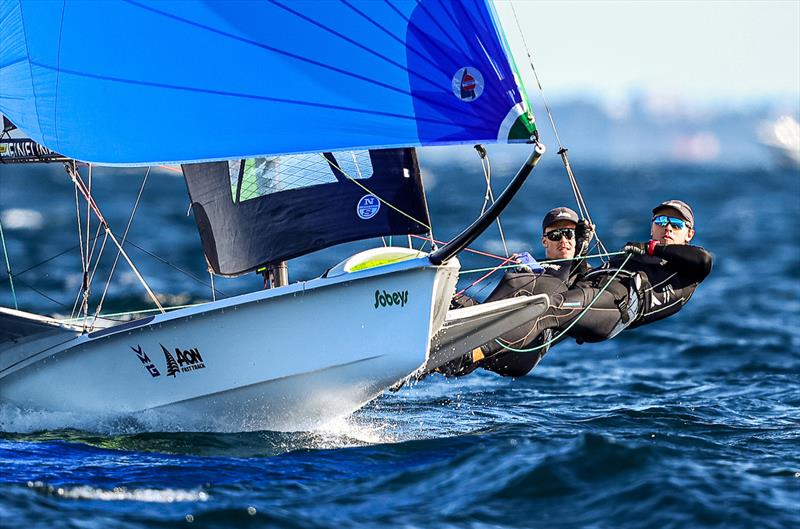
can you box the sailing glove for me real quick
[513,252,543,273]
[623,241,647,256]
[575,220,595,242]
[575,220,595,256]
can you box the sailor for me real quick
[516,206,594,283]
[467,199,713,378]
[591,199,713,332]
[440,206,594,376]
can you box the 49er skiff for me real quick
[0,0,548,431]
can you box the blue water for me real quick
[1,152,798,528]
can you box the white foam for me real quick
[312,414,399,447]
[28,482,209,503]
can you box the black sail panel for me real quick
[182,149,429,277]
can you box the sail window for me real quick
[229,151,374,204]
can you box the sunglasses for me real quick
[652,215,689,230]
[544,228,575,241]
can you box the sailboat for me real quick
[0,0,548,431]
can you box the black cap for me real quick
[653,199,694,227]
[542,207,579,231]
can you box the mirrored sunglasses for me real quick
[652,215,689,230]
[545,228,575,241]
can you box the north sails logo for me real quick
[357,194,380,220]
[160,344,206,377]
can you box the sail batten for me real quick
[1,0,536,165]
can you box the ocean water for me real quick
[0,152,798,528]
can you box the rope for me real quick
[320,154,432,231]
[417,158,437,249]
[0,212,18,309]
[476,145,509,257]
[0,233,224,297]
[493,253,633,354]
[409,234,508,261]
[454,255,516,298]
[459,251,626,275]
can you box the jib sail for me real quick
[182,148,429,276]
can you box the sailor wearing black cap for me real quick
[440,206,594,377]
[542,199,709,345]
[450,199,712,379]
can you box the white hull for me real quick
[0,251,458,432]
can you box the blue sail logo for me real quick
[451,67,484,102]
[357,194,380,220]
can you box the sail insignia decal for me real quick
[451,67,484,102]
[356,195,380,220]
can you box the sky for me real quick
[494,1,800,107]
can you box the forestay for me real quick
[0,0,536,165]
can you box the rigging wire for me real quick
[453,254,516,298]
[409,233,507,261]
[0,213,18,309]
[64,161,165,314]
[319,153,432,231]
[0,233,225,311]
[70,175,92,319]
[71,173,85,319]
[91,166,151,328]
[64,303,204,322]
[508,2,610,258]
[82,163,92,323]
[125,240,224,296]
[70,208,103,321]
[10,276,70,310]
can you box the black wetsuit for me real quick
[603,244,713,328]
[476,243,713,377]
[441,254,590,377]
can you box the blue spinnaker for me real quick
[0,0,535,165]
